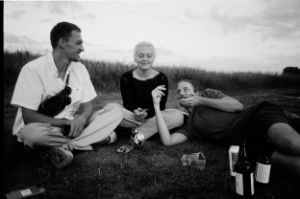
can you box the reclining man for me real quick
[151,79,300,177]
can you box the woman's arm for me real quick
[152,86,188,146]
[159,74,168,110]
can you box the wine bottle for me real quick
[235,141,254,198]
[255,139,272,184]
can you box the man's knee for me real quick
[105,103,123,117]
[272,151,300,177]
[19,123,49,148]
[95,103,123,122]
[104,102,123,110]
[288,139,300,153]
[268,123,300,154]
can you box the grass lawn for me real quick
[3,88,300,199]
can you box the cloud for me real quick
[80,14,96,20]
[183,9,202,20]
[35,1,82,15]
[84,42,130,54]
[265,53,300,67]
[156,47,177,57]
[4,32,50,54]
[210,0,300,40]
[259,0,300,39]
[51,1,82,15]
[210,6,249,34]
[39,18,53,23]
[4,32,49,48]
[7,10,26,19]
[4,33,22,43]
[95,47,130,55]
[4,33,38,44]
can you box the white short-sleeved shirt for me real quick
[11,52,97,136]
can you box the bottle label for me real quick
[251,173,254,195]
[235,172,254,196]
[229,145,239,176]
[235,173,244,195]
[255,162,271,183]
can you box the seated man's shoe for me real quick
[106,131,117,144]
[41,147,73,169]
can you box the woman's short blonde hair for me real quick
[133,41,156,57]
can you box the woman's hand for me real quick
[134,108,148,122]
[151,85,166,107]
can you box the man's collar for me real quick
[46,51,58,76]
[47,51,72,80]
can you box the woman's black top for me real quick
[120,70,168,118]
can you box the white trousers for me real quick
[17,103,123,151]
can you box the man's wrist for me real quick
[52,119,69,127]
[62,119,70,126]
[197,96,205,106]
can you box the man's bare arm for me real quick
[22,108,69,127]
[179,95,243,112]
[198,96,243,112]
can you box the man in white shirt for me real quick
[11,22,123,169]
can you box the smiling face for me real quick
[176,80,197,100]
[64,30,84,62]
[134,44,156,71]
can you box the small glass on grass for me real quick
[181,152,206,195]
[181,152,206,170]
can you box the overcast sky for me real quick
[4,0,300,73]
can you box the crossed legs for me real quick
[18,103,123,150]
[108,102,184,140]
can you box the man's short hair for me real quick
[50,22,81,48]
[178,79,199,92]
[134,41,156,57]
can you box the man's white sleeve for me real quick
[11,66,44,110]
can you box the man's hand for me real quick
[68,115,87,138]
[151,85,166,106]
[178,95,201,108]
[134,108,148,122]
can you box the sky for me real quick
[4,0,300,73]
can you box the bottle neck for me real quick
[238,142,248,161]
[264,139,273,157]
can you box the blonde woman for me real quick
[112,41,184,143]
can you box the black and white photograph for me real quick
[3,0,300,198]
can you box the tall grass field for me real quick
[3,51,300,199]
